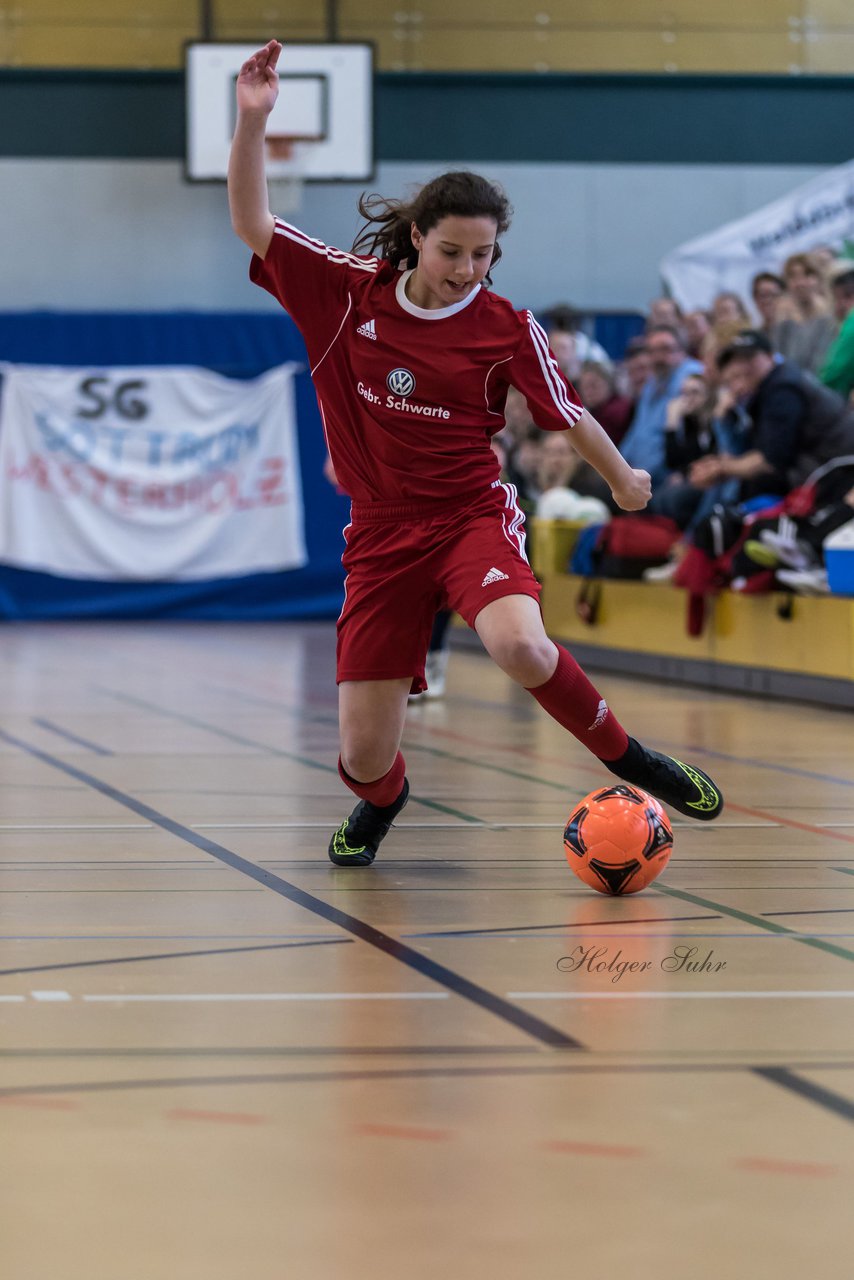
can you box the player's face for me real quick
[409,216,497,308]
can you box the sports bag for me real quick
[592,515,681,580]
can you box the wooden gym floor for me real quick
[0,621,852,1279]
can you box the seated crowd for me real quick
[501,250,854,594]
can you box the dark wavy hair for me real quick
[352,170,512,285]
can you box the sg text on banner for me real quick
[0,362,306,581]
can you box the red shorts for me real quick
[336,482,541,694]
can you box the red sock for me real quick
[526,645,629,761]
[338,751,407,808]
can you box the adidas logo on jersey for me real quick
[481,566,510,587]
[356,319,377,340]
[588,698,609,731]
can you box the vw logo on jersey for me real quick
[386,368,416,397]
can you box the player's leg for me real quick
[331,514,442,863]
[472,592,723,821]
[329,677,413,866]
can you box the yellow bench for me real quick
[525,518,854,706]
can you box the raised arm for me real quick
[571,409,652,511]
[227,39,281,258]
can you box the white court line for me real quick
[0,824,154,831]
[0,996,26,1003]
[0,821,777,833]
[669,822,779,830]
[188,821,778,831]
[30,990,72,1002]
[509,990,854,1000]
[81,992,449,1003]
[190,822,482,830]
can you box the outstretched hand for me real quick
[236,40,282,116]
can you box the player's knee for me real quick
[490,633,556,686]
[340,737,397,785]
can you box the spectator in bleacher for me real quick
[820,262,854,401]
[645,374,731,530]
[618,324,703,489]
[502,384,535,444]
[577,361,633,446]
[549,328,581,382]
[504,428,544,509]
[711,291,751,329]
[490,433,508,472]
[684,309,711,359]
[496,387,543,506]
[699,321,747,383]
[691,330,854,500]
[663,374,718,472]
[770,252,836,374]
[542,303,610,367]
[811,244,839,274]
[647,297,684,332]
[536,431,580,493]
[534,432,611,524]
[751,271,790,337]
[619,337,652,406]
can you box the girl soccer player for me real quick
[229,41,724,865]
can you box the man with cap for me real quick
[690,329,854,501]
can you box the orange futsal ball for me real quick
[563,784,673,895]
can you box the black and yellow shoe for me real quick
[327,779,410,866]
[605,738,723,821]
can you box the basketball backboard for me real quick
[185,42,374,184]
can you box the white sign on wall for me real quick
[0,363,306,581]
[661,159,854,311]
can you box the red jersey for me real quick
[250,218,584,504]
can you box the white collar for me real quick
[395,268,481,320]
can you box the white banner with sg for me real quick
[0,363,306,580]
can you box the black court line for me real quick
[404,914,723,939]
[2,1060,854,1100]
[753,1067,854,1123]
[395,668,854,799]
[685,743,854,790]
[94,686,485,826]
[762,908,854,918]
[31,717,113,757]
[0,937,353,979]
[0,727,581,1051]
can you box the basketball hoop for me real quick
[267,174,305,215]
[265,134,305,214]
[265,136,297,162]
[185,42,374,187]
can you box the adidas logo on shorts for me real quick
[481,566,510,587]
[356,318,377,340]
